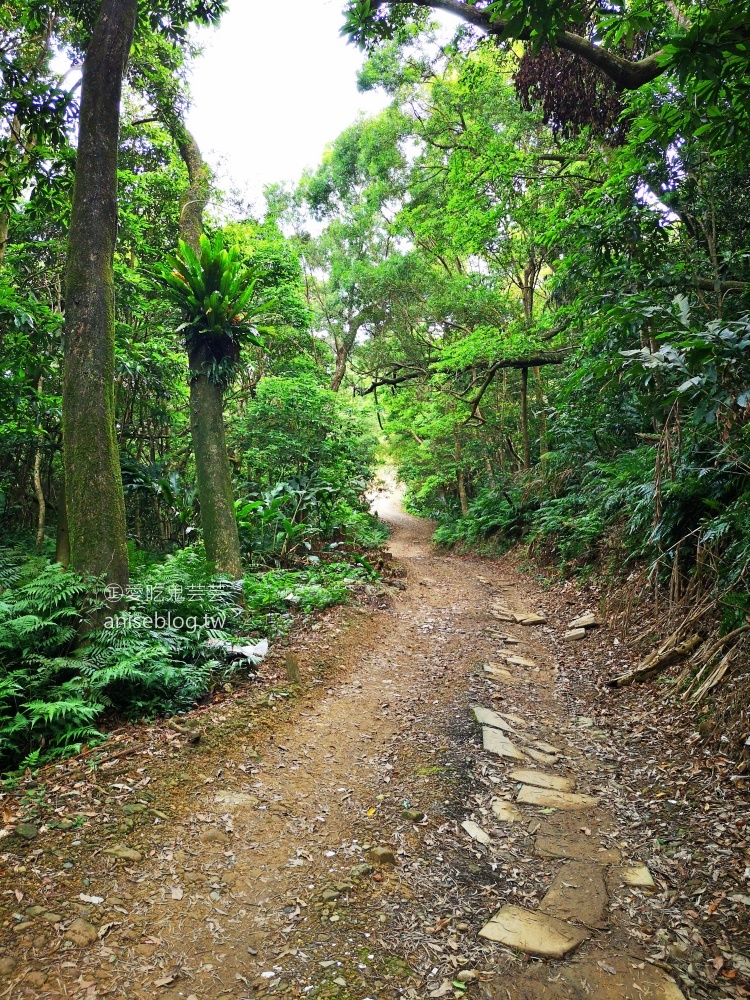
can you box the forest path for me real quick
[1,486,703,999]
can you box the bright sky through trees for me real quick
[187,0,389,205]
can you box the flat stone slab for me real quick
[518,613,547,625]
[502,712,527,728]
[536,832,621,865]
[102,845,143,862]
[569,613,602,629]
[494,953,686,999]
[509,769,575,792]
[618,863,656,887]
[492,607,518,622]
[462,820,491,845]
[483,726,526,761]
[524,747,559,765]
[492,798,524,822]
[532,739,562,754]
[473,706,514,731]
[563,628,587,641]
[518,786,599,810]
[539,861,609,928]
[503,654,537,668]
[483,663,516,683]
[479,904,590,957]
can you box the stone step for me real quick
[503,653,537,668]
[518,613,547,625]
[472,705,514,731]
[535,831,621,865]
[524,747,559,765]
[518,786,599,810]
[494,953,686,998]
[483,726,526,762]
[617,863,656,888]
[508,768,575,792]
[461,820,491,845]
[491,798,524,822]
[483,663,516,683]
[569,613,602,629]
[563,627,587,641]
[478,903,590,957]
[539,861,609,929]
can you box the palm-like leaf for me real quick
[160,233,277,372]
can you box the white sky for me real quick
[186,0,390,209]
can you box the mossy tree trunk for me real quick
[189,351,243,577]
[521,366,531,471]
[534,365,548,459]
[0,209,9,268]
[453,428,469,517]
[169,122,242,578]
[62,0,136,589]
[55,475,70,567]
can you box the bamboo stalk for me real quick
[608,633,703,688]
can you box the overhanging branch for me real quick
[464,349,570,422]
[384,0,667,90]
[357,349,570,402]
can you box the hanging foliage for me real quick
[161,232,276,384]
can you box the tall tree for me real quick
[126,29,244,575]
[62,0,138,590]
[173,122,243,577]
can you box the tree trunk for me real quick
[173,126,210,251]
[453,429,469,516]
[330,345,349,392]
[62,0,136,589]
[189,358,243,577]
[521,366,531,471]
[329,323,359,392]
[0,209,9,268]
[33,376,46,554]
[168,120,243,578]
[55,475,70,567]
[533,366,548,459]
[33,450,46,553]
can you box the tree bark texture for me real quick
[33,376,46,554]
[189,352,243,578]
[454,429,469,516]
[168,120,243,578]
[330,346,349,392]
[533,366,548,459]
[521,366,531,470]
[55,475,70,567]
[62,0,136,587]
[0,209,9,268]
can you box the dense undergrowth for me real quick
[424,443,750,632]
[428,445,748,612]
[0,520,386,776]
[400,305,750,644]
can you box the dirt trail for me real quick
[1,487,746,999]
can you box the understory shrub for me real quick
[0,546,378,776]
[429,441,750,601]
